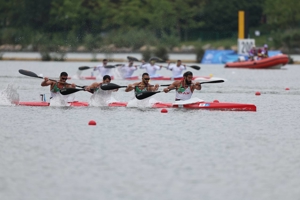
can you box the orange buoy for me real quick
[88,120,96,125]
[161,108,168,113]
[255,91,261,96]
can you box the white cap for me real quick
[264,44,268,48]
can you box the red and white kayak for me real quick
[18,101,89,107]
[18,98,256,111]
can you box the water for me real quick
[1,61,300,200]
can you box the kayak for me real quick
[224,54,289,69]
[18,99,256,111]
[18,101,89,107]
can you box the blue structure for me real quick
[201,50,283,64]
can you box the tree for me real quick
[263,0,300,29]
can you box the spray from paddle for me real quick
[0,84,20,106]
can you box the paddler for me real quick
[93,59,113,78]
[117,58,138,79]
[165,59,187,78]
[125,73,159,94]
[163,71,201,101]
[41,72,76,98]
[140,59,163,78]
[85,75,117,92]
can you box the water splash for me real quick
[49,93,75,107]
[0,84,20,105]
[71,70,83,80]
[89,89,118,106]
[127,97,159,108]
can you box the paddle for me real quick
[127,56,164,63]
[135,80,225,100]
[187,65,201,70]
[127,56,139,61]
[78,65,116,70]
[100,83,171,91]
[18,69,85,89]
[60,88,85,95]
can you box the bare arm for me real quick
[85,82,100,91]
[125,82,138,92]
[163,81,179,93]
[193,82,201,91]
[41,77,53,86]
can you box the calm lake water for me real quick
[0,60,300,200]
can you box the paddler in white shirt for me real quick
[166,59,187,78]
[163,71,201,101]
[93,59,113,78]
[41,72,76,98]
[118,59,138,79]
[125,73,159,94]
[140,59,163,78]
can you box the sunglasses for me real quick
[144,78,150,81]
[61,77,67,80]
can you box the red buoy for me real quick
[161,108,168,113]
[88,120,96,125]
[213,100,219,103]
[285,88,290,90]
[255,92,261,96]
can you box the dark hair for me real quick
[183,71,193,77]
[103,59,108,62]
[60,72,68,77]
[177,60,181,62]
[103,75,111,81]
[142,73,149,77]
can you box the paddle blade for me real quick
[104,65,116,69]
[200,80,224,84]
[135,91,161,100]
[189,65,201,70]
[19,69,40,78]
[149,57,164,63]
[101,83,126,90]
[60,88,84,95]
[78,66,91,70]
[127,56,139,61]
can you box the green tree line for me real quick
[0,0,300,53]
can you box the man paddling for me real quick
[93,59,113,78]
[41,72,76,98]
[117,58,138,79]
[140,59,163,78]
[85,75,117,92]
[163,71,201,101]
[125,73,159,94]
[166,60,187,78]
